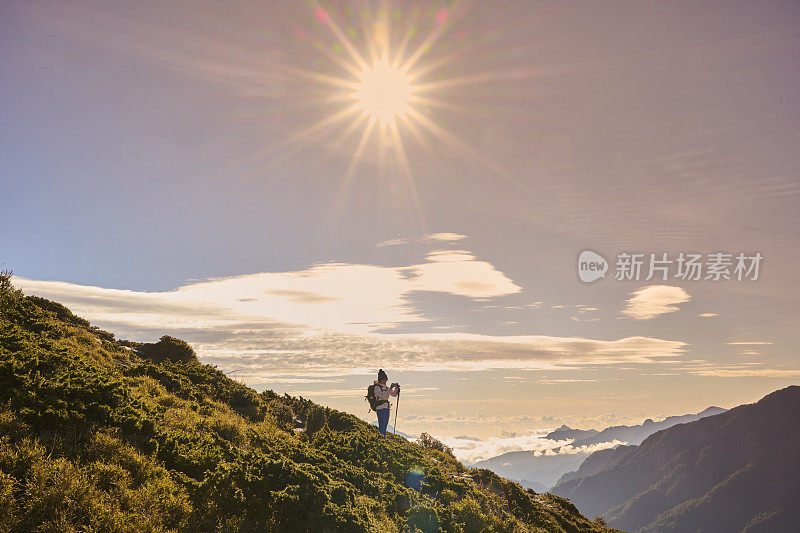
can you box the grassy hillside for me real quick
[551,385,800,532]
[0,274,616,533]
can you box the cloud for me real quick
[14,264,686,381]
[698,313,718,318]
[537,378,609,384]
[292,387,438,398]
[503,302,543,310]
[426,250,476,262]
[688,368,800,378]
[258,377,345,384]
[375,233,467,247]
[441,431,625,463]
[17,251,518,335]
[12,251,688,381]
[676,360,800,378]
[266,289,341,304]
[376,238,408,247]
[498,376,615,384]
[424,233,467,243]
[166,330,685,382]
[726,341,773,345]
[622,285,691,320]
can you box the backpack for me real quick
[365,384,388,412]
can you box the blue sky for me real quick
[2,0,799,451]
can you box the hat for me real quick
[378,369,388,382]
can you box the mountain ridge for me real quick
[551,386,800,532]
[569,406,727,448]
[473,406,726,491]
[546,425,599,442]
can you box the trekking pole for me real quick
[393,390,400,435]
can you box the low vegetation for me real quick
[0,271,616,532]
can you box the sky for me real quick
[2,0,800,456]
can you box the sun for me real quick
[352,58,416,126]
[263,3,510,214]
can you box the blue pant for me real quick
[377,407,390,435]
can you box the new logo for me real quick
[578,250,608,283]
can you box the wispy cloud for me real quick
[688,368,800,377]
[162,331,686,381]
[375,232,467,248]
[293,386,438,398]
[726,341,773,345]
[258,377,346,384]
[537,378,612,384]
[14,253,686,380]
[676,360,800,378]
[622,285,691,320]
[698,313,718,318]
[376,238,409,247]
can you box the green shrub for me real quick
[0,470,16,531]
[406,505,440,532]
[138,336,197,364]
[306,405,327,434]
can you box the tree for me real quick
[416,432,454,458]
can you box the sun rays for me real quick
[259,0,516,217]
[302,2,453,208]
[35,0,538,220]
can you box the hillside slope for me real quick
[551,386,800,532]
[0,275,615,532]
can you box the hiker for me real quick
[366,369,400,436]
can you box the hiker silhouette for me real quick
[366,369,400,435]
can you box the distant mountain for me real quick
[551,386,800,532]
[473,451,588,489]
[570,406,726,448]
[546,425,599,441]
[515,479,551,494]
[554,447,634,486]
[461,471,550,495]
[474,407,724,491]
